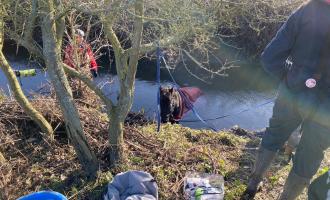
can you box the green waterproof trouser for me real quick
[261,82,330,179]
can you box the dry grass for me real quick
[0,92,325,200]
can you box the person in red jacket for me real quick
[64,29,98,77]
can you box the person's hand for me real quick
[90,69,98,78]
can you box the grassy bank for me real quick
[0,94,320,200]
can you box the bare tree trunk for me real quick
[108,107,125,166]
[105,0,144,167]
[0,53,54,138]
[40,0,98,178]
[0,5,54,139]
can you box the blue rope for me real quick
[181,96,275,123]
[156,44,161,132]
[178,89,218,131]
[156,49,276,131]
[161,55,277,126]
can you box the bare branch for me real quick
[55,1,66,51]
[62,64,114,110]
[128,34,188,56]
[179,50,211,84]
[0,11,53,138]
[182,49,237,77]
[7,31,44,59]
[102,21,124,54]
[24,0,38,43]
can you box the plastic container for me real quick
[184,172,224,200]
[17,191,67,200]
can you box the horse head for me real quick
[159,86,181,123]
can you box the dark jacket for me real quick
[261,0,330,90]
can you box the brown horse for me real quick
[160,86,202,123]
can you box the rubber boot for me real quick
[277,171,310,200]
[241,147,277,200]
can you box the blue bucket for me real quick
[17,191,67,200]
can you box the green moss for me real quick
[225,180,246,200]
[269,174,280,187]
[317,166,329,177]
[131,156,144,164]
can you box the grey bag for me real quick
[104,170,158,200]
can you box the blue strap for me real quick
[156,44,161,132]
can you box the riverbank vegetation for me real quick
[215,0,305,57]
[0,92,312,200]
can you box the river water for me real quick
[1,51,278,131]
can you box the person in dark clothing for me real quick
[308,170,330,200]
[241,0,330,199]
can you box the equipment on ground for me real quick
[104,170,158,200]
[17,191,67,200]
[184,172,224,200]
